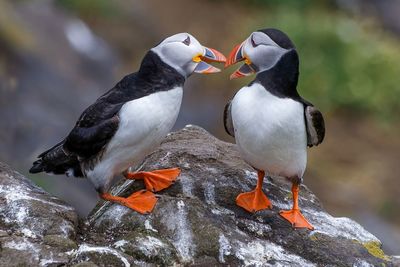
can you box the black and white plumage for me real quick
[30,50,185,192]
[30,33,226,197]
[224,29,325,178]
[224,28,325,229]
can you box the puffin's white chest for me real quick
[231,83,307,178]
[86,87,183,190]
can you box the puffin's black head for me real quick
[150,33,226,78]
[225,28,298,79]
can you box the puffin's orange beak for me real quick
[225,42,245,68]
[225,41,256,80]
[202,47,226,63]
[193,47,226,74]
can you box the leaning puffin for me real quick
[224,29,325,229]
[30,33,226,214]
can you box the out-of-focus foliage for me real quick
[57,0,120,19]
[249,0,400,121]
[0,3,34,51]
[57,0,400,121]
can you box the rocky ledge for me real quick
[0,125,398,266]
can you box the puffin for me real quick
[224,28,325,229]
[30,33,226,214]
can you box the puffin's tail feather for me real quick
[29,159,44,173]
[29,141,84,177]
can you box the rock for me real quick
[0,161,78,266]
[0,125,397,266]
[87,125,394,266]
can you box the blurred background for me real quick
[0,0,399,254]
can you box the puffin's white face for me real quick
[151,33,226,77]
[244,32,288,72]
[225,31,290,79]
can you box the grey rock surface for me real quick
[0,162,78,266]
[0,125,396,266]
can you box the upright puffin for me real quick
[224,29,325,229]
[30,33,226,214]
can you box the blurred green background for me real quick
[1,0,399,254]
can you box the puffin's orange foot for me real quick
[236,190,272,213]
[100,190,158,214]
[280,209,314,230]
[125,168,181,192]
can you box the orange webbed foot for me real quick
[100,190,158,214]
[236,170,272,213]
[279,209,314,230]
[236,189,272,213]
[125,168,181,192]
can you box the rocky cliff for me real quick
[0,125,397,266]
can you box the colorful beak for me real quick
[230,63,256,79]
[194,47,226,74]
[225,41,256,79]
[225,42,245,68]
[202,47,226,63]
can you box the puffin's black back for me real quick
[96,51,185,109]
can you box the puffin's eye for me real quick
[251,36,258,47]
[182,36,191,46]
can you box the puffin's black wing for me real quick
[63,72,144,158]
[223,100,235,137]
[64,115,120,158]
[30,73,136,176]
[30,98,122,176]
[64,73,142,159]
[304,105,325,147]
[30,140,83,177]
[294,96,325,147]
